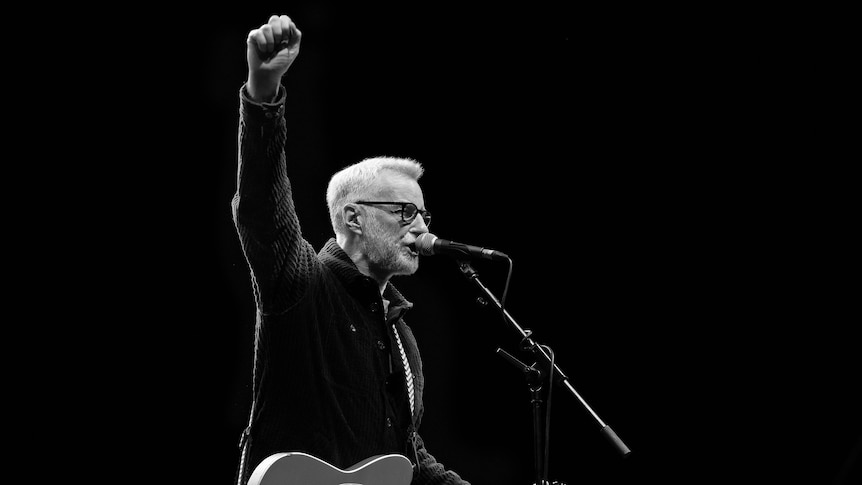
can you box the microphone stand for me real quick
[456,260,631,480]
[497,347,554,485]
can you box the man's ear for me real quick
[342,204,363,235]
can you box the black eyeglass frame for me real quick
[355,201,431,226]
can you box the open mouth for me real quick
[407,242,419,257]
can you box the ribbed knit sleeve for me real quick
[413,433,471,485]
[232,83,318,315]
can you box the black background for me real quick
[48,2,857,484]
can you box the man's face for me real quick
[360,173,429,279]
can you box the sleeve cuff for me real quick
[239,83,287,122]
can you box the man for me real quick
[233,14,470,485]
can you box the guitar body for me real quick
[248,452,413,485]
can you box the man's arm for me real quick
[413,432,471,485]
[232,15,313,315]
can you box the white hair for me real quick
[326,156,424,236]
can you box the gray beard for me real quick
[362,224,418,277]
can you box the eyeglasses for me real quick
[355,201,431,226]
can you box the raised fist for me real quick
[246,14,302,101]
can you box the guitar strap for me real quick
[237,322,260,485]
[390,320,421,474]
[391,322,415,416]
[236,399,254,485]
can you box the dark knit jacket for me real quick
[233,84,469,485]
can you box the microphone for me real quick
[414,233,509,261]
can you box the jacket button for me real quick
[376,340,386,350]
[386,417,392,428]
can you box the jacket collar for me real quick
[318,238,414,316]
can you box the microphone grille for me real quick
[414,233,437,256]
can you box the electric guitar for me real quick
[248,452,413,485]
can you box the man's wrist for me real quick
[246,75,281,103]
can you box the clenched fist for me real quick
[246,15,302,102]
